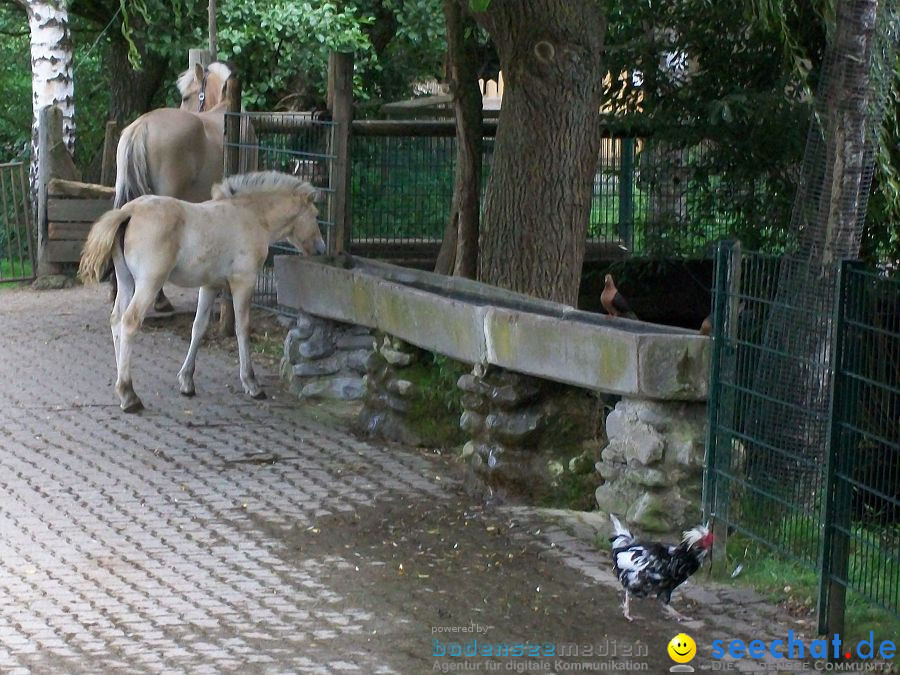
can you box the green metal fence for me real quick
[231,113,763,267]
[224,112,335,312]
[820,264,899,633]
[0,161,35,283]
[350,132,743,258]
[705,245,899,633]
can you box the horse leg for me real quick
[177,285,217,396]
[230,280,265,399]
[115,278,162,413]
[110,248,135,366]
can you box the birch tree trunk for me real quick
[24,0,75,189]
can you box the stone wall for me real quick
[459,366,603,499]
[281,311,374,401]
[356,336,425,446]
[277,264,711,535]
[279,315,710,533]
[594,398,707,533]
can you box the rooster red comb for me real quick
[682,523,714,549]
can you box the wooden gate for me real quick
[44,179,113,264]
[0,161,35,283]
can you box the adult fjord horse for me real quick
[112,61,236,311]
[80,171,326,413]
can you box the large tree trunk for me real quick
[470,0,606,304]
[435,0,482,278]
[25,0,74,190]
[746,0,887,507]
[106,35,169,126]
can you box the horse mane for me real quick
[213,171,317,200]
[175,61,235,97]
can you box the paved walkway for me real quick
[0,285,812,674]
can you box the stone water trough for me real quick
[275,254,711,532]
[276,255,708,400]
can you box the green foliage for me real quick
[602,0,814,254]
[366,0,446,111]
[863,53,900,266]
[601,0,897,261]
[216,0,445,112]
[116,0,204,69]
[400,353,468,449]
[218,1,373,110]
[0,4,32,160]
[719,531,900,649]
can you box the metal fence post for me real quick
[704,241,734,565]
[327,52,353,255]
[617,137,634,251]
[817,259,857,639]
[224,79,242,179]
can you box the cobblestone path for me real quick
[0,286,811,674]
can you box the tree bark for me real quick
[469,0,606,304]
[25,0,74,194]
[745,0,885,506]
[106,35,169,126]
[435,0,482,278]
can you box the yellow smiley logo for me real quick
[667,633,697,663]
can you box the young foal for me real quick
[79,171,325,413]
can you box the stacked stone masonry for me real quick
[281,311,374,401]
[356,336,424,445]
[595,398,707,533]
[279,305,710,537]
[459,367,602,497]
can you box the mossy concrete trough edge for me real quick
[274,256,709,401]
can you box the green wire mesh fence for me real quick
[230,112,774,276]
[225,112,335,312]
[349,132,749,259]
[0,162,35,283]
[706,244,899,633]
[821,265,899,630]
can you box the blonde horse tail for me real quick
[79,209,131,284]
[114,120,153,209]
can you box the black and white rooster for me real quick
[609,514,713,622]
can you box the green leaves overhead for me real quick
[218,1,372,109]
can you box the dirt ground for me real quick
[139,289,834,673]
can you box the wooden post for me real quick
[36,106,79,277]
[100,121,120,188]
[208,0,217,57]
[223,77,242,178]
[327,52,353,254]
[218,77,242,336]
[188,48,212,70]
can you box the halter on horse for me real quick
[176,62,233,113]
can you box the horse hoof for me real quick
[121,398,144,413]
[180,388,195,398]
[249,390,267,400]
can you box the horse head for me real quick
[287,184,326,256]
[177,61,235,112]
[211,172,326,255]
